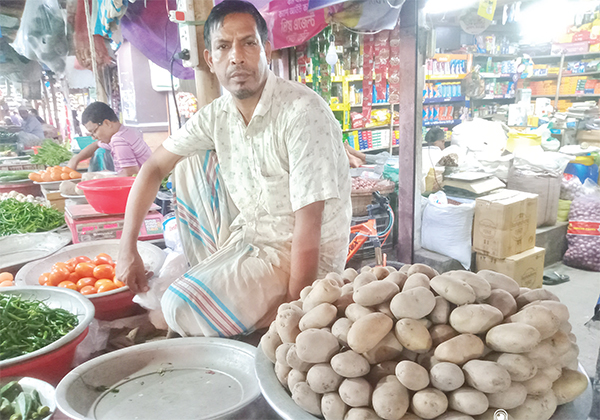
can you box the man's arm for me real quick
[119,165,139,176]
[344,143,366,168]
[288,200,325,301]
[116,145,183,293]
[67,142,99,170]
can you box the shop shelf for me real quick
[471,95,516,101]
[343,124,398,133]
[472,53,519,59]
[423,119,463,127]
[525,71,600,80]
[350,102,392,108]
[531,93,600,98]
[530,52,600,60]
[423,96,466,104]
[480,73,516,79]
[425,74,467,81]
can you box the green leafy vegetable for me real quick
[29,140,72,167]
[0,294,79,361]
[0,198,64,236]
[0,171,33,183]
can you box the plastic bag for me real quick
[560,173,584,201]
[563,179,600,272]
[421,192,475,269]
[11,0,69,74]
[557,199,571,222]
[451,118,507,153]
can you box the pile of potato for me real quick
[260,264,589,420]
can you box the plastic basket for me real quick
[351,183,395,217]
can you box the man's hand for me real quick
[344,143,366,168]
[115,248,151,294]
[67,156,79,170]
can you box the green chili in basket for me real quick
[0,294,79,360]
[0,199,64,236]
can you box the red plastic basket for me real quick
[77,177,135,214]
[0,328,88,386]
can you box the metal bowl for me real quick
[0,286,95,370]
[0,231,71,272]
[56,337,262,420]
[0,376,57,420]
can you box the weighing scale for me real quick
[65,204,163,243]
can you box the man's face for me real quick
[204,13,271,100]
[18,110,28,119]
[84,120,110,143]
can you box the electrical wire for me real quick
[170,54,182,129]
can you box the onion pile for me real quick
[563,193,600,272]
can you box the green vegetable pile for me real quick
[0,294,79,361]
[29,140,72,167]
[0,381,51,420]
[0,199,64,236]
[0,171,33,184]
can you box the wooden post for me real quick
[193,0,221,107]
[395,0,421,264]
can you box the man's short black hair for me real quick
[204,0,269,51]
[425,127,445,144]
[81,102,119,125]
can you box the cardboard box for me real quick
[476,247,546,289]
[473,189,538,258]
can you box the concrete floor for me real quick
[543,262,599,382]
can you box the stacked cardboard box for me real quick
[473,189,546,289]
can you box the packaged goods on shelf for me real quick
[424,82,462,99]
[425,54,468,78]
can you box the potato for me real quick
[541,365,562,382]
[353,280,399,307]
[347,312,393,354]
[339,378,373,408]
[448,387,489,415]
[372,266,390,280]
[394,318,432,353]
[345,303,375,322]
[385,271,408,289]
[275,342,294,366]
[292,381,322,416]
[449,304,503,334]
[487,382,527,409]
[526,336,569,369]
[275,361,292,387]
[362,331,404,364]
[407,263,438,279]
[521,370,552,396]
[486,323,541,353]
[326,272,345,287]
[330,350,371,378]
[365,361,398,386]
[507,389,557,420]
[416,350,440,371]
[485,289,517,318]
[462,360,511,393]
[304,279,343,312]
[524,300,570,324]
[306,363,343,393]
[260,321,283,363]
[399,264,411,273]
[300,303,338,331]
[428,296,452,325]
[434,334,484,365]
[342,268,359,283]
[335,294,354,317]
[374,302,394,319]
[429,362,465,392]
[430,275,477,305]
[286,344,313,372]
[360,266,373,273]
[444,271,491,301]
[515,288,559,309]
[296,329,340,363]
[344,408,380,420]
[429,324,459,347]
[558,342,580,370]
[510,304,561,341]
[395,360,429,391]
[276,305,303,343]
[411,388,448,419]
[552,368,589,405]
[403,273,430,291]
[389,287,436,320]
[353,272,378,289]
[386,265,397,273]
[322,392,348,420]
[436,411,475,420]
[486,352,537,382]
[300,286,313,300]
[372,376,410,420]
[400,414,424,420]
[288,369,307,391]
[331,317,353,346]
[477,270,520,297]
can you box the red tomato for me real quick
[114,279,125,288]
[48,267,70,286]
[58,281,78,291]
[94,278,114,290]
[75,262,96,278]
[75,256,92,263]
[76,277,96,290]
[80,285,97,295]
[39,272,51,285]
[97,282,118,294]
[67,272,80,283]
[93,264,115,280]
[93,253,114,266]
[0,280,14,287]
[52,262,70,272]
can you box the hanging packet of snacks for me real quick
[319,31,332,104]
[373,31,390,102]
[388,29,401,104]
[362,35,375,121]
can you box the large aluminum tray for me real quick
[56,337,261,420]
[0,231,71,271]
